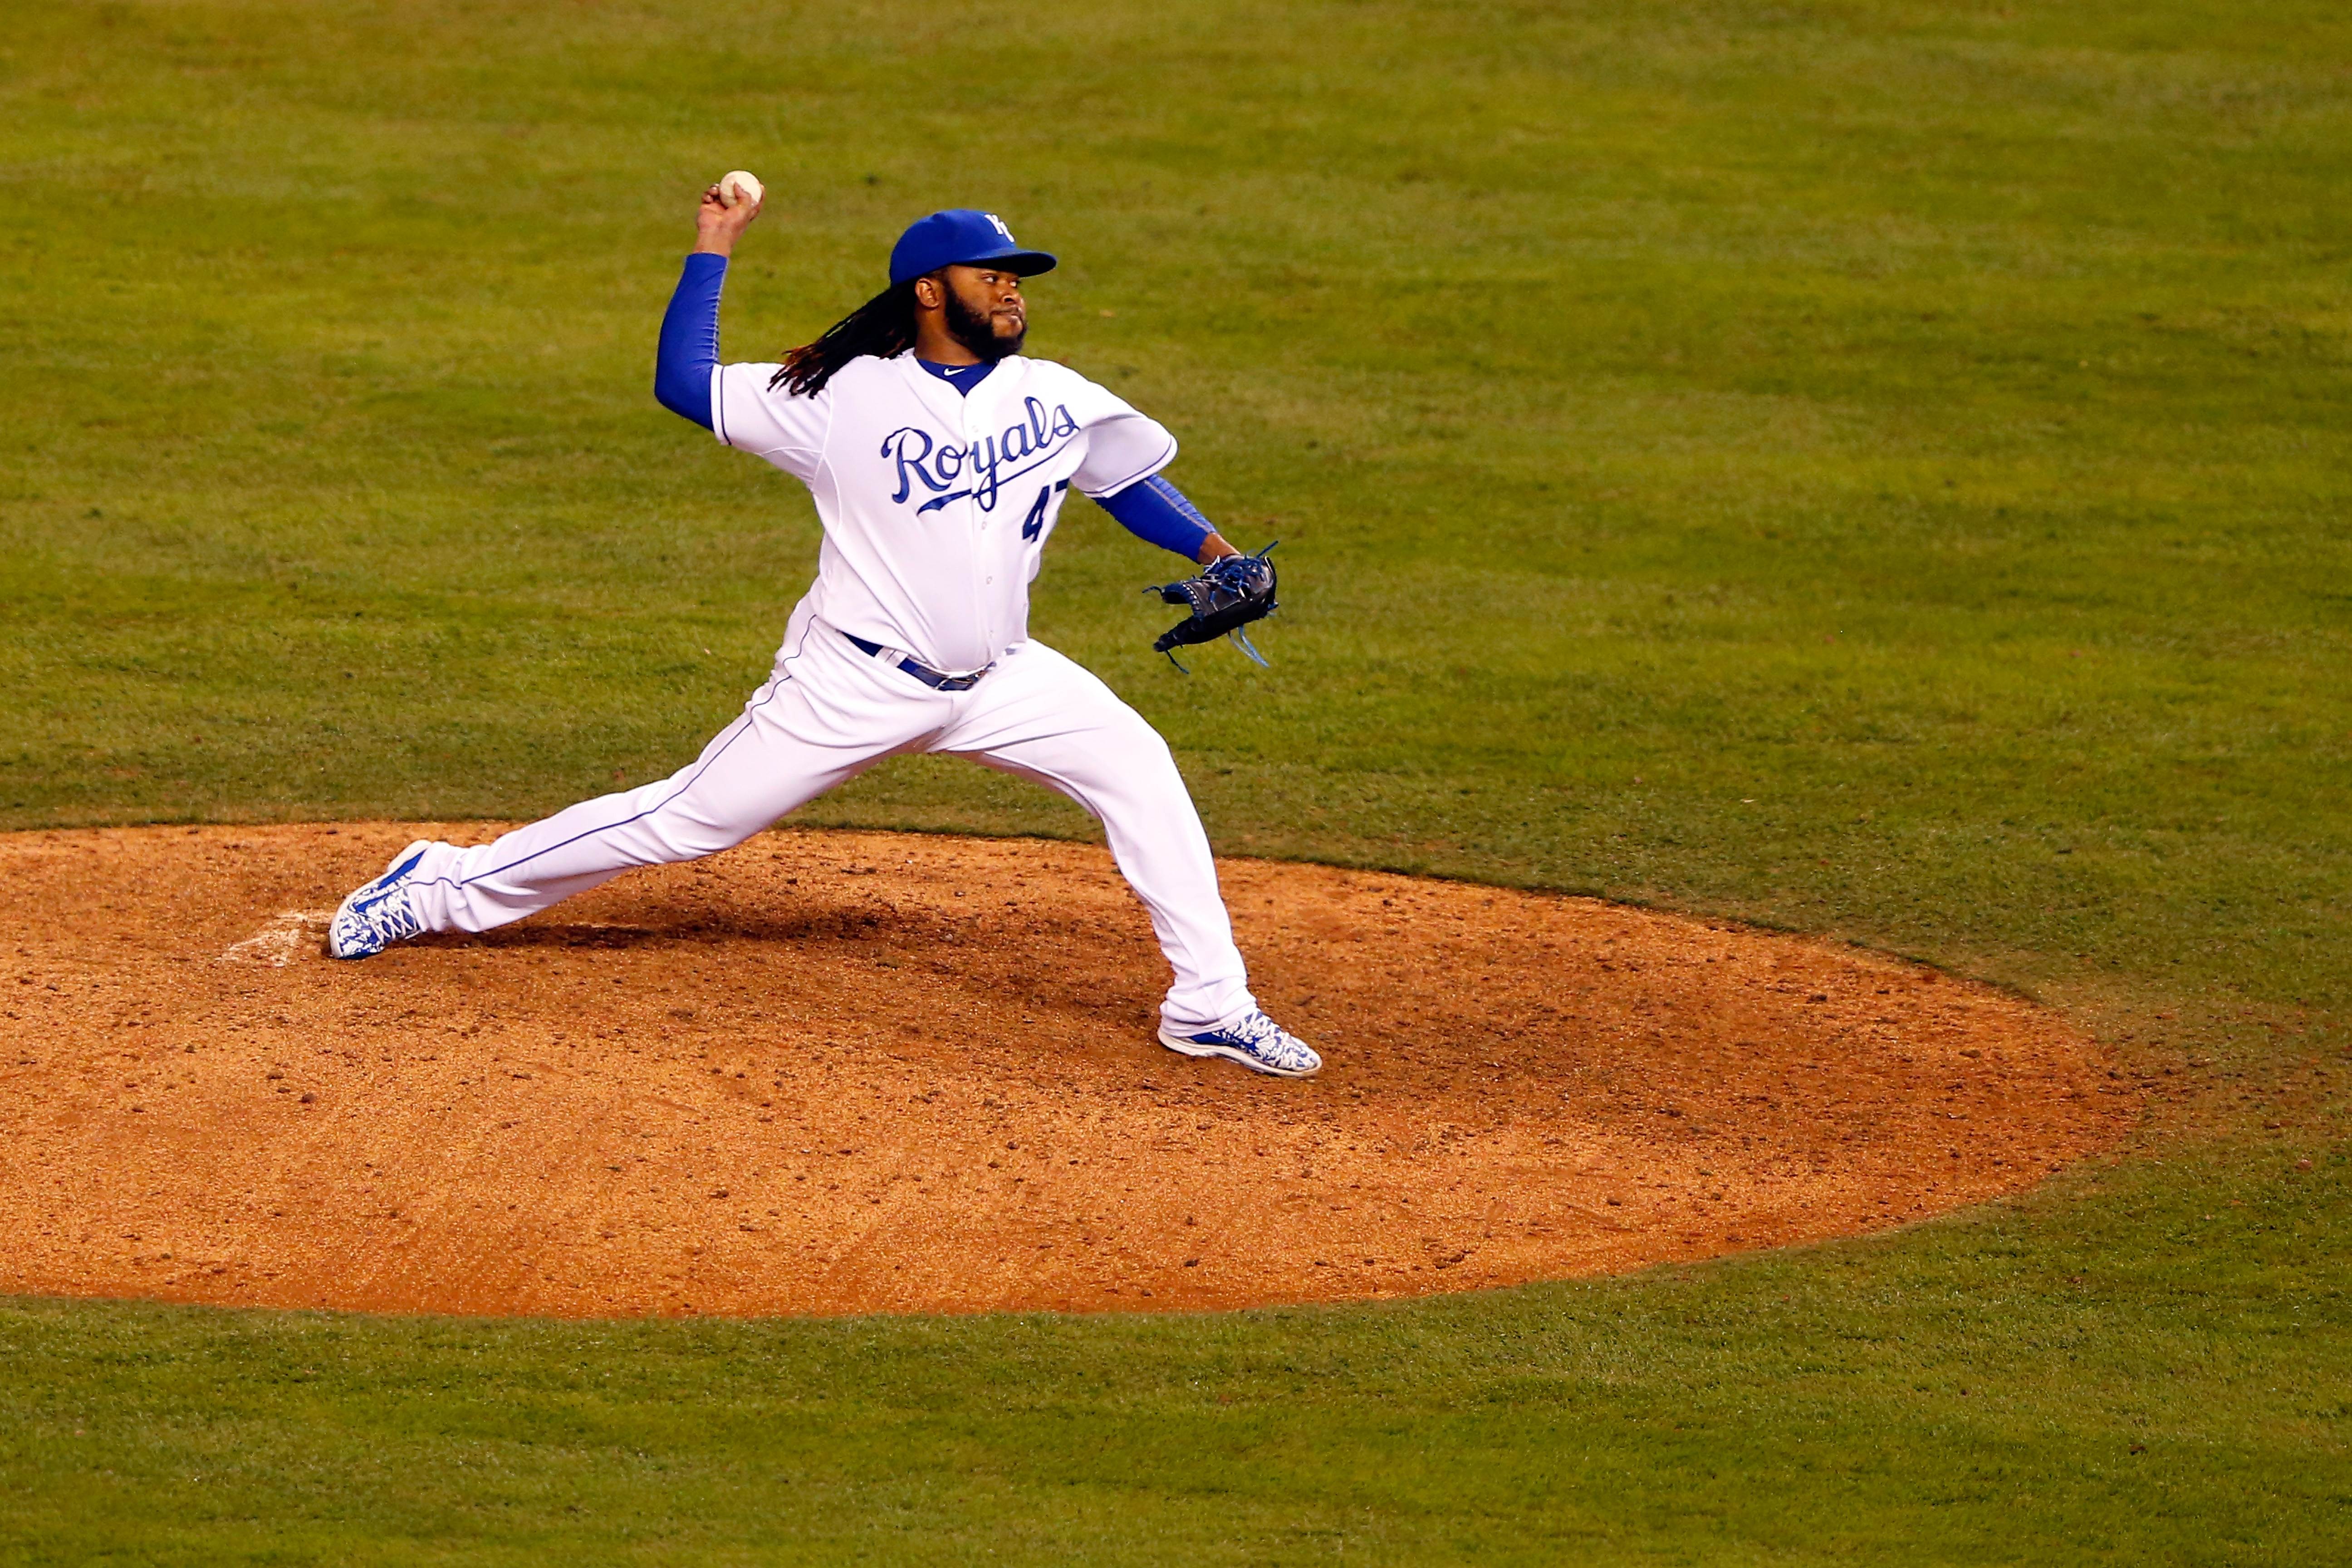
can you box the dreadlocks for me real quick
[768,280,920,397]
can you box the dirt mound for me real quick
[0,824,2128,1318]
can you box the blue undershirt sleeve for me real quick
[1095,474,1216,559]
[653,252,729,430]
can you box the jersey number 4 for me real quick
[1021,480,1070,543]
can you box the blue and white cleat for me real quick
[1158,1009,1322,1078]
[325,840,432,959]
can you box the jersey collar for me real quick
[896,351,1026,427]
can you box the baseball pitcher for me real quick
[324,182,1318,1078]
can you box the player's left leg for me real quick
[931,641,1318,1076]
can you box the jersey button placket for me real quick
[964,399,995,660]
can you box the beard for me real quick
[944,287,1026,362]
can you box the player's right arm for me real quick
[648,185,829,480]
[653,184,764,431]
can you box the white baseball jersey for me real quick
[709,353,1178,674]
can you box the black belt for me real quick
[842,632,994,691]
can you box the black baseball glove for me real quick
[1144,543,1279,672]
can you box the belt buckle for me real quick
[933,663,991,692]
[844,629,990,691]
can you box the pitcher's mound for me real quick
[0,823,2126,1318]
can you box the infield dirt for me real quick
[0,824,2130,1318]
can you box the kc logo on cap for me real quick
[888,209,1059,286]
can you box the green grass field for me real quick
[5,0,2350,1559]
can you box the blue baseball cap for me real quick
[889,209,1057,286]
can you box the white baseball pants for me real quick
[400,611,1258,1033]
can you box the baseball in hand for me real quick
[716,170,764,209]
